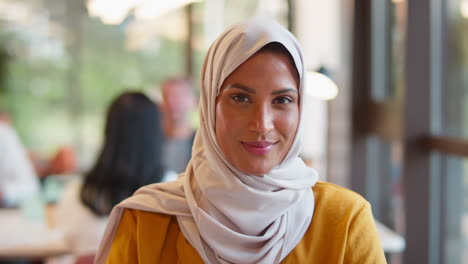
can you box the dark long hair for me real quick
[81,91,165,216]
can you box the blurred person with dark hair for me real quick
[0,110,39,207]
[48,91,175,264]
[160,78,197,173]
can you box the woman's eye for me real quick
[231,95,250,102]
[273,96,293,104]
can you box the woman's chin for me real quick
[226,152,282,176]
[237,165,274,176]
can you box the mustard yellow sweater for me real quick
[106,182,386,263]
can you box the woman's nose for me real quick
[248,104,274,135]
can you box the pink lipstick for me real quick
[241,141,275,155]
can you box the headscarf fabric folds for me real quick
[95,18,318,264]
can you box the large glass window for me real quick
[389,0,406,101]
[444,0,468,138]
[365,137,404,232]
[368,2,407,262]
[370,0,406,101]
[438,1,468,263]
[353,0,468,262]
[0,0,187,169]
[434,155,468,264]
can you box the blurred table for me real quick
[0,206,404,258]
[375,220,406,253]
[0,206,69,260]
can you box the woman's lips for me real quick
[241,141,275,155]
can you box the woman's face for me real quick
[215,50,300,175]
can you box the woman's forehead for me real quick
[219,49,300,90]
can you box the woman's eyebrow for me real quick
[226,83,256,94]
[272,88,298,95]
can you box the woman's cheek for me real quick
[276,110,299,136]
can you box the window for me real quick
[350,0,468,263]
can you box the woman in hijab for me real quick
[95,19,385,264]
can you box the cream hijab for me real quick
[95,18,318,264]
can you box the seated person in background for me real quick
[46,146,76,176]
[160,78,197,173]
[29,145,77,180]
[48,91,175,264]
[0,111,39,207]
